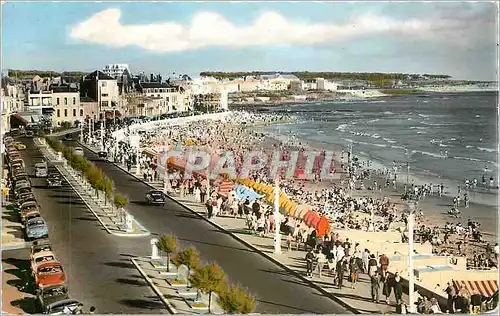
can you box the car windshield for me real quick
[36,256,55,263]
[43,287,67,297]
[38,265,63,274]
[29,220,45,226]
[34,246,52,253]
[150,191,163,196]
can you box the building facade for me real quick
[103,64,130,78]
[80,70,123,118]
[52,86,82,126]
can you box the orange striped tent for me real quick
[453,280,498,297]
[218,180,234,197]
[315,216,330,237]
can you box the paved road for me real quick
[17,137,167,314]
[68,140,351,314]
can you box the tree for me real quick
[172,247,199,277]
[114,194,128,209]
[217,284,256,314]
[190,264,226,313]
[103,178,113,206]
[156,234,178,271]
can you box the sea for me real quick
[260,91,499,206]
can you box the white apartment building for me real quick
[138,82,190,113]
[52,87,82,126]
[1,88,12,136]
[103,64,130,78]
[316,78,339,91]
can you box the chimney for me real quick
[150,74,154,82]
[158,74,162,83]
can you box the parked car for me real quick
[36,284,70,314]
[72,147,84,156]
[46,175,62,188]
[21,209,41,223]
[44,299,82,315]
[35,162,49,178]
[63,134,73,141]
[145,190,166,206]
[13,142,26,150]
[16,193,37,207]
[25,218,49,240]
[31,250,58,275]
[26,130,35,138]
[31,240,53,260]
[15,187,33,200]
[34,261,66,289]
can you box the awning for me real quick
[453,280,499,297]
[10,114,28,127]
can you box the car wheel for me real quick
[162,203,165,207]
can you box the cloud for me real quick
[70,8,476,53]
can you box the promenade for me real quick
[80,140,400,314]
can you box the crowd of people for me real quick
[82,111,498,314]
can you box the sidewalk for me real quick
[80,141,404,314]
[35,138,150,238]
[2,202,30,250]
[131,257,224,314]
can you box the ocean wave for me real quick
[383,111,394,115]
[418,114,430,118]
[475,115,481,118]
[439,143,451,148]
[336,124,348,132]
[450,138,457,141]
[416,131,427,134]
[477,147,497,153]
[371,134,381,139]
[368,118,380,123]
[409,126,429,130]
[391,145,406,150]
[412,150,444,159]
[383,138,397,144]
[420,121,451,126]
[429,139,441,145]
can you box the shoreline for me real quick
[251,122,498,239]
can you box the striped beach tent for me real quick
[453,280,499,297]
[218,180,234,197]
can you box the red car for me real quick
[35,261,66,289]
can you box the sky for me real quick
[1,1,498,81]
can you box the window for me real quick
[64,109,68,117]
[56,98,60,105]
[157,94,160,97]
[101,101,109,107]
[73,109,76,117]
[101,81,107,87]
[64,97,68,105]
[57,109,60,117]
[101,93,108,97]
[80,109,84,116]
[73,97,76,105]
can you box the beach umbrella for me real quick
[315,216,330,237]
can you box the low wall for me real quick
[336,229,401,244]
[391,256,467,276]
[112,112,232,142]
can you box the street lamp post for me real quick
[274,177,282,254]
[100,120,104,152]
[405,200,416,313]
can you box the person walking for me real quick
[393,272,403,313]
[370,272,380,303]
[305,248,315,278]
[336,257,346,289]
[445,282,456,313]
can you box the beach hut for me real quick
[310,215,321,229]
[315,216,330,237]
[288,204,297,217]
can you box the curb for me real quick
[55,165,150,238]
[39,141,150,238]
[131,258,178,314]
[79,141,360,314]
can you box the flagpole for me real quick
[274,176,282,254]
